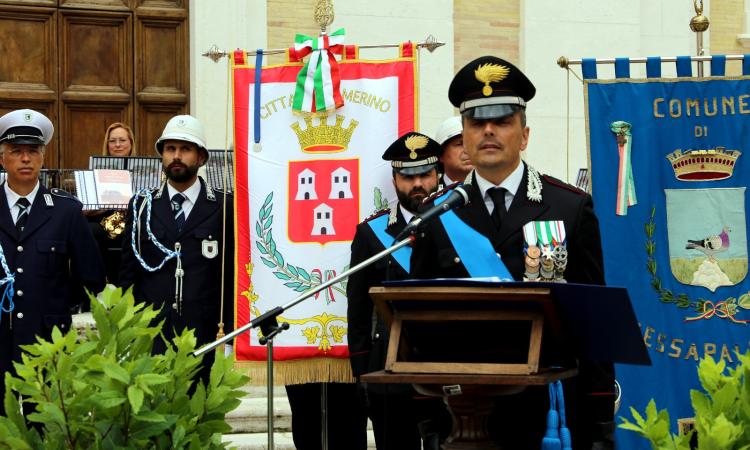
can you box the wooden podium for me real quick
[360,284,579,450]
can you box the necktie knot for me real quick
[15,197,30,232]
[172,194,186,231]
[171,193,185,210]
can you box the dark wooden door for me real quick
[0,0,189,168]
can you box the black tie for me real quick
[171,193,186,231]
[489,187,507,229]
[15,197,30,232]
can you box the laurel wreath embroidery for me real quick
[644,206,750,324]
[255,192,347,303]
[247,189,391,350]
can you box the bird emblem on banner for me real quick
[685,227,731,259]
[292,29,346,113]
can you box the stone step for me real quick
[226,394,292,433]
[225,385,376,448]
[223,432,297,450]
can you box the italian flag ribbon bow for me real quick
[293,28,346,113]
[610,121,637,216]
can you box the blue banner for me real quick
[586,77,750,449]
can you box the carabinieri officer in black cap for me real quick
[0,109,105,412]
[346,132,449,450]
[409,56,613,449]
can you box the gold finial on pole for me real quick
[314,0,335,33]
[690,0,710,77]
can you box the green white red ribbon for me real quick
[293,29,345,113]
[610,121,637,216]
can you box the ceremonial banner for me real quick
[233,45,417,383]
[586,76,750,448]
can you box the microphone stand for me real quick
[194,234,417,449]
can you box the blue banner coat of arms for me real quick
[586,77,750,449]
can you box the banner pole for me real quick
[202,37,444,63]
[690,0,710,78]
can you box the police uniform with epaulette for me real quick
[0,109,105,412]
[346,132,449,450]
[409,56,613,450]
[117,115,234,382]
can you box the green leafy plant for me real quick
[0,285,248,449]
[619,352,750,449]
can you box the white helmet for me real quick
[155,114,207,156]
[435,116,463,146]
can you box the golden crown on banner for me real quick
[290,115,359,153]
[665,147,742,181]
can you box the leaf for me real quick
[738,293,750,310]
[269,237,277,255]
[260,257,276,269]
[297,267,311,281]
[190,382,207,417]
[134,410,166,423]
[128,385,144,414]
[263,214,274,230]
[255,241,269,255]
[136,373,171,386]
[273,272,291,281]
[255,221,263,236]
[287,265,299,277]
[284,282,301,289]
[274,251,285,267]
[261,192,273,211]
[102,361,130,385]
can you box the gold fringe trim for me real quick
[235,357,354,386]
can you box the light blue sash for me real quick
[435,190,513,280]
[367,214,411,273]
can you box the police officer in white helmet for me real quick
[118,114,234,383]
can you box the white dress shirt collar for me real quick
[474,160,525,212]
[166,178,201,220]
[5,181,40,223]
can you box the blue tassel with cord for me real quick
[556,381,573,450]
[542,383,562,450]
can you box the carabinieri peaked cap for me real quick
[382,132,442,176]
[449,55,536,120]
[0,109,54,145]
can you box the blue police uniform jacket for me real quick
[118,179,235,353]
[0,184,105,377]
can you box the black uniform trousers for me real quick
[285,382,368,450]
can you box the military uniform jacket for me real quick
[118,179,234,351]
[411,164,604,284]
[0,184,105,368]
[347,208,409,380]
[409,164,610,448]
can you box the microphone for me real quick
[395,185,470,240]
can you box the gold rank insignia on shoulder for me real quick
[404,134,428,160]
[475,63,510,97]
